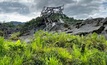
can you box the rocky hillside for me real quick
[66,17,107,38]
[0,22,22,37]
[17,16,107,43]
[19,15,82,36]
[1,15,107,40]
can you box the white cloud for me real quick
[0,12,39,22]
[0,0,107,22]
[0,0,34,2]
[89,4,107,18]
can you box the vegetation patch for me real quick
[0,31,107,65]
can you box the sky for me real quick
[0,0,107,22]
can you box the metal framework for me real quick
[41,5,64,31]
[41,5,64,17]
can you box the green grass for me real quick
[0,31,107,65]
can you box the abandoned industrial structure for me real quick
[41,5,67,31]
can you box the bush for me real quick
[0,31,107,65]
[9,32,20,40]
[0,31,3,36]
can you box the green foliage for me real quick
[20,17,44,34]
[61,14,83,24]
[45,56,62,65]
[9,32,20,40]
[2,22,15,28]
[0,30,3,36]
[0,31,107,65]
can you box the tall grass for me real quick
[0,30,107,65]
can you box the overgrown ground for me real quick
[0,30,107,65]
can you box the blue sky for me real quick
[0,0,107,22]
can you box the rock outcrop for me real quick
[64,17,107,38]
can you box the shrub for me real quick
[9,32,20,40]
[0,31,107,65]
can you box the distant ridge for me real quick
[9,21,25,25]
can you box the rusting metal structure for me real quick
[41,5,64,31]
[41,5,64,17]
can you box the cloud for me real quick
[0,13,32,22]
[33,0,106,19]
[64,0,102,19]
[35,0,76,10]
[0,0,107,22]
[0,1,30,15]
